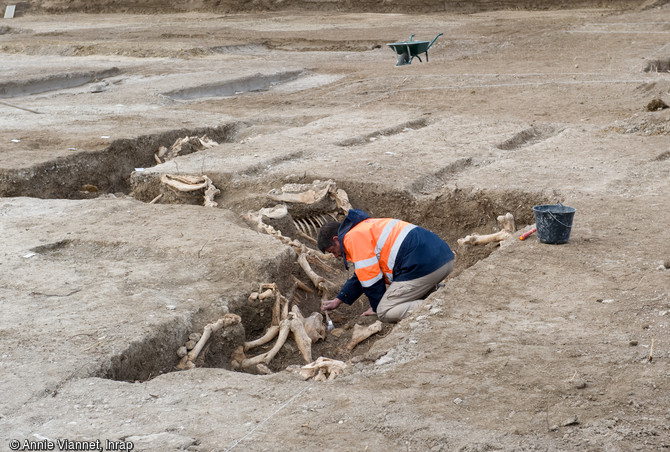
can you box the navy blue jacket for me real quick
[336,209,454,311]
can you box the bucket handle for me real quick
[546,210,573,229]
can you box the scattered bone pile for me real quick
[174,180,384,381]
[154,135,218,164]
[172,180,520,380]
[231,284,324,374]
[141,135,221,207]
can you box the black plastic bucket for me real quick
[532,204,576,244]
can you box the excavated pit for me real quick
[335,118,429,147]
[163,70,305,100]
[0,123,243,199]
[496,125,561,151]
[3,126,549,382]
[644,58,670,73]
[94,180,548,382]
[0,68,121,98]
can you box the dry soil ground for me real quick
[1,3,670,452]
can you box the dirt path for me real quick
[1,4,669,451]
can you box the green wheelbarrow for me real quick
[387,33,443,66]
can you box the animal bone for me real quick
[160,174,220,207]
[498,212,516,233]
[291,275,314,293]
[243,210,305,251]
[298,253,335,298]
[457,229,511,246]
[239,318,291,370]
[243,326,280,352]
[302,312,326,342]
[267,180,336,205]
[346,320,383,351]
[258,288,275,300]
[457,212,516,246]
[306,253,338,275]
[267,179,351,216]
[203,183,220,208]
[155,135,218,163]
[289,308,313,363]
[258,204,289,219]
[176,313,241,370]
[161,174,210,192]
[299,357,347,381]
[290,304,325,344]
[244,284,287,352]
[243,209,336,297]
[332,188,352,213]
[236,286,331,374]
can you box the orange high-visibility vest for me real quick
[342,218,416,288]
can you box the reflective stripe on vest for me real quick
[346,218,415,287]
[353,255,383,288]
[385,223,416,283]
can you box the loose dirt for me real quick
[1,2,669,451]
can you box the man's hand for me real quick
[321,297,343,312]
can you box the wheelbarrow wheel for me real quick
[395,52,410,66]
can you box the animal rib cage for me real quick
[293,213,339,238]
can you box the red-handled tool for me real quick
[519,226,537,241]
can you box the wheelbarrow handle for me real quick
[428,33,444,48]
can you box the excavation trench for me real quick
[95,179,548,382]
[163,70,305,100]
[2,125,548,381]
[0,68,121,98]
[0,123,244,199]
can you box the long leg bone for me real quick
[298,253,337,298]
[458,229,511,246]
[176,314,241,370]
[307,254,339,275]
[244,284,286,352]
[243,326,280,352]
[457,212,516,246]
[240,318,291,370]
[291,275,314,294]
[237,286,326,373]
[289,307,313,363]
[346,321,383,351]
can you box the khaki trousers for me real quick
[376,260,454,323]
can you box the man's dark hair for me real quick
[317,221,341,253]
